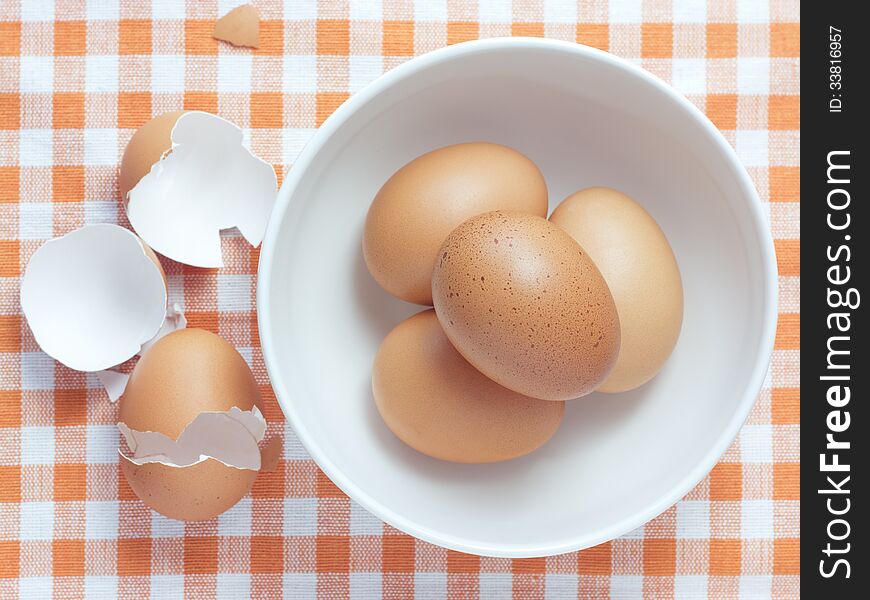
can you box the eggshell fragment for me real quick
[119,328,265,521]
[119,406,266,470]
[126,111,277,268]
[119,110,184,201]
[373,310,564,463]
[213,4,260,48]
[550,187,683,392]
[363,143,548,305]
[432,211,620,401]
[19,224,167,373]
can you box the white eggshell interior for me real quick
[20,224,168,373]
[119,406,266,470]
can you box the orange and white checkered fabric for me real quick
[0,1,799,598]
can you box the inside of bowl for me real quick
[263,43,771,555]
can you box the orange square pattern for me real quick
[0,4,800,596]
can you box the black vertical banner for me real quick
[802,3,866,596]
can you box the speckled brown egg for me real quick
[373,310,564,463]
[550,187,683,393]
[119,110,185,201]
[431,211,620,401]
[119,328,263,521]
[363,143,548,305]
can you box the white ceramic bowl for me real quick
[257,38,777,557]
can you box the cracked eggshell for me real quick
[119,110,185,202]
[125,111,278,268]
[19,224,167,373]
[373,310,564,463]
[431,211,621,401]
[550,187,683,393]
[119,328,265,521]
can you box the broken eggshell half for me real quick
[119,328,271,521]
[124,111,278,268]
[19,224,168,373]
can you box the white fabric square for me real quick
[151,576,184,600]
[608,0,642,23]
[741,500,774,538]
[672,0,706,23]
[218,497,252,537]
[672,59,707,95]
[218,55,253,93]
[283,574,317,599]
[18,203,53,241]
[739,575,773,599]
[86,425,119,464]
[85,55,118,93]
[86,501,119,539]
[283,56,318,93]
[84,577,119,600]
[19,578,52,598]
[479,573,511,598]
[415,572,448,599]
[477,0,512,23]
[21,351,54,389]
[740,424,773,463]
[218,274,253,312]
[20,426,54,465]
[735,130,769,167]
[20,56,54,93]
[546,574,578,598]
[152,0,185,20]
[350,572,382,599]
[84,128,119,166]
[19,130,53,168]
[19,502,54,540]
[414,0,447,22]
[349,56,384,92]
[284,0,317,21]
[544,0,578,24]
[283,128,316,165]
[87,0,119,20]
[349,500,383,536]
[151,56,185,93]
[737,58,770,95]
[217,573,251,600]
[284,424,310,460]
[674,575,708,599]
[21,1,53,22]
[151,512,185,537]
[737,0,769,24]
[84,201,120,225]
[677,500,710,539]
[611,576,643,599]
[350,0,384,21]
[284,498,317,536]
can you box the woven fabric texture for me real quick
[0,0,799,598]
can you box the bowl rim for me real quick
[256,37,779,557]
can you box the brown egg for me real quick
[432,211,620,401]
[119,328,263,521]
[550,187,683,392]
[373,310,564,463]
[363,143,548,305]
[119,110,185,201]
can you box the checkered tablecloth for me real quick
[0,1,799,598]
